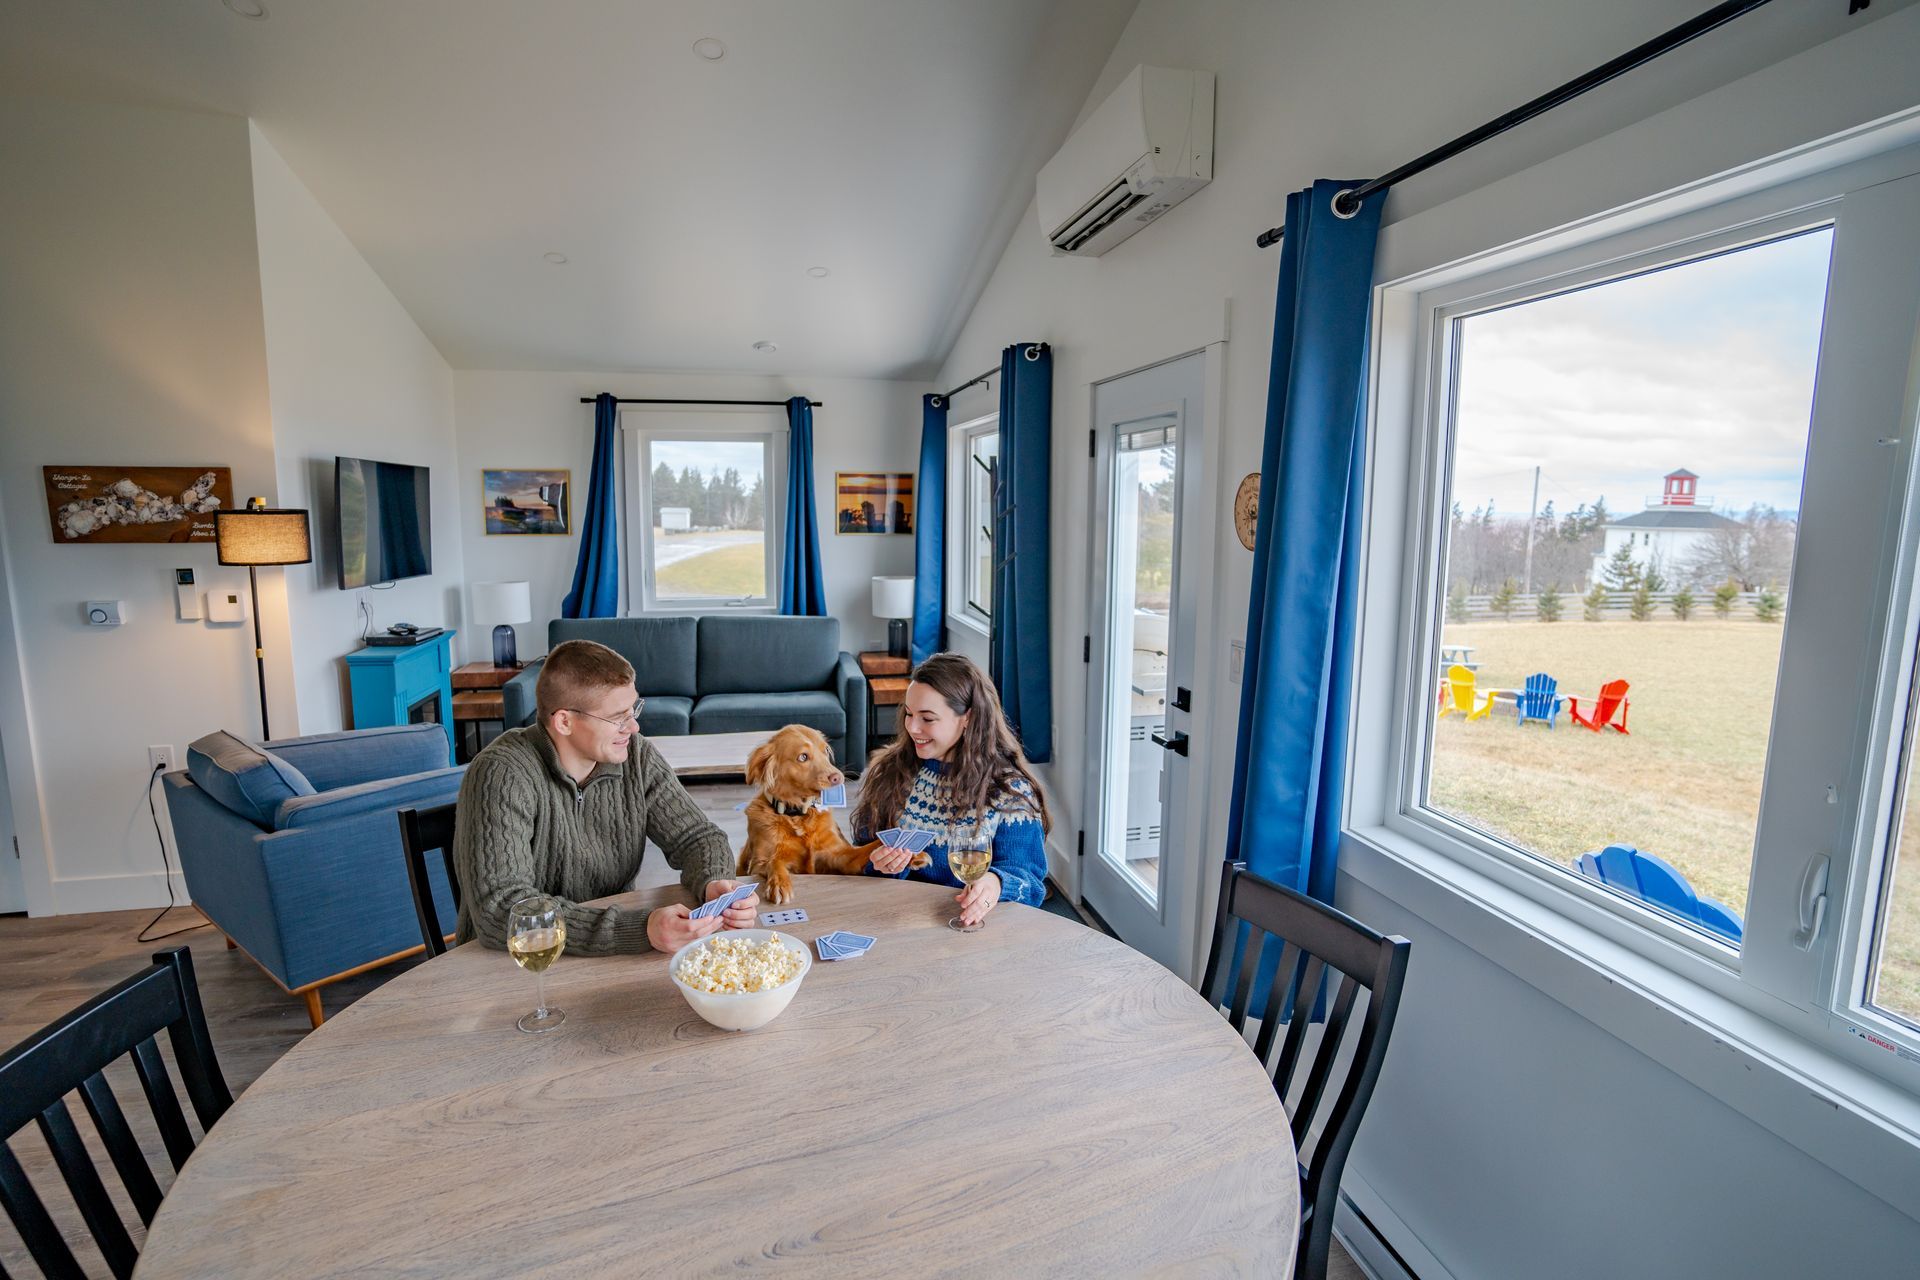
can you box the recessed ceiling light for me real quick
[692,37,727,61]
[805,266,831,279]
[223,0,268,18]
[752,340,778,354]
[543,252,568,264]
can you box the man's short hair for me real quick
[535,639,636,724]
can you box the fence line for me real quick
[1445,590,1786,622]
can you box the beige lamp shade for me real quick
[871,575,915,620]
[472,580,532,625]
[215,500,312,566]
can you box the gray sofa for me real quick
[502,615,870,772]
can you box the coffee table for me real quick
[647,730,765,779]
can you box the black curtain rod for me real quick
[936,342,1052,404]
[1254,0,1798,247]
[578,396,822,407]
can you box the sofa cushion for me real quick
[637,696,693,737]
[551,617,698,699]
[187,731,317,828]
[272,766,466,831]
[697,616,839,695]
[691,691,846,740]
[265,723,452,792]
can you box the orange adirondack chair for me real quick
[1568,678,1631,734]
[1440,664,1493,721]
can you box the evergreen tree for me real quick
[1630,583,1655,621]
[1713,581,1739,619]
[744,474,765,531]
[1670,588,1695,621]
[1447,580,1470,624]
[1536,583,1562,622]
[651,461,679,516]
[1490,577,1518,621]
[1755,586,1785,622]
[1603,543,1641,591]
[1641,555,1667,595]
[1583,582,1608,621]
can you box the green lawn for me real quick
[655,540,767,598]
[1429,619,1920,1020]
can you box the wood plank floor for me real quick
[1,779,1365,1278]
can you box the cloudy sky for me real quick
[649,439,764,485]
[1449,227,1832,522]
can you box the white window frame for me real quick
[1348,124,1920,1142]
[622,409,784,614]
[946,411,998,638]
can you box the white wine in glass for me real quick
[508,894,567,1033]
[948,835,994,933]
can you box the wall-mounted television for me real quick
[335,456,432,589]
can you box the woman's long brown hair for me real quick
[852,653,1052,838]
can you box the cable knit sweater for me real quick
[453,725,733,954]
[856,760,1049,907]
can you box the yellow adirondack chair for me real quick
[1441,664,1493,720]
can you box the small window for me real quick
[628,424,778,611]
[966,427,998,619]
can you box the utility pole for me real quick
[1522,465,1541,594]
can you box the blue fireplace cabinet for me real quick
[345,631,456,730]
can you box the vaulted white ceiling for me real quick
[2,0,1140,378]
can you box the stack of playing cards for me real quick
[815,931,875,961]
[690,882,758,920]
[877,828,934,854]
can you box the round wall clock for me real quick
[1234,473,1260,551]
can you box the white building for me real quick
[1592,468,1741,585]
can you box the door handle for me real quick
[1793,853,1830,952]
[1150,730,1190,757]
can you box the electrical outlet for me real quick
[148,745,175,773]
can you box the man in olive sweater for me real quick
[453,639,759,953]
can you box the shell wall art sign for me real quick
[44,466,234,543]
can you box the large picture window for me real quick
[625,416,780,612]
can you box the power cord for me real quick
[138,759,211,943]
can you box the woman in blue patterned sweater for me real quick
[851,653,1052,928]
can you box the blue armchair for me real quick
[164,723,465,1026]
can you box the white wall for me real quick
[0,99,290,914]
[249,125,463,735]
[933,0,1920,1273]
[452,372,929,663]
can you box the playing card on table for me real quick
[815,937,859,961]
[690,881,758,920]
[761,908,808,926]
[823,931,875,952]
[819,782,847,808]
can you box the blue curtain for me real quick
[779,396,829,616]
[911,394,949,664]
[990,343,1052,763]
[1225,180,1384,914]
[561,392,620,618]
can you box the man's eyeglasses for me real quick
[567,700,645,731]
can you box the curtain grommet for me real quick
[1024,344,1043,361]
[1331,188,1361,219]
[930,395,944,408]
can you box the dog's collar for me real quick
[766,796,814,818]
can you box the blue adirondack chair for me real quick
[1574,844,1744,944]
[1515,672,1562,728]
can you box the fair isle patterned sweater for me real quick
[857,760,1048,906]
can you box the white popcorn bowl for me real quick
[668,929,812,1032]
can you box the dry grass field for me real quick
[1428,620,1920,1020]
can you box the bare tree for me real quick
[1684,505,1798,591]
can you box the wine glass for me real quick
[507,894,567,1033]
[948,832,994,933]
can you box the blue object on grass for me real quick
[1515,672,1562,728]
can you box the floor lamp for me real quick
[215,497,312,742]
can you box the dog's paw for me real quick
[765,873,795,905]
[909,852,933,871]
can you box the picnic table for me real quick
[1439,643,1479,672]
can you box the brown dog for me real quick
[735,725,926,903]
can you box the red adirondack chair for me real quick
[1568,678,1631,734]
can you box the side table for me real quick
[858,651,911,745]
[451,662,519,762]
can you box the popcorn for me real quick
[674,935,802,994]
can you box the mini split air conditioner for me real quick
[1036,65,1215,257]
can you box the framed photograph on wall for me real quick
[483,469,571,535]
[44,466,234,543]
[834,472,914,535]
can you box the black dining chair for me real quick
[398,802,461,957]
[1200,861,1411,1280]
[0,947,234,1280]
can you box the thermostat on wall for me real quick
[82,600,123,626]
[207,588,248,624]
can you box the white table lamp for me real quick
[472,580,532,668]
[872,576,915,659]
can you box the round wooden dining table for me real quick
[137,876,1297,1277]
